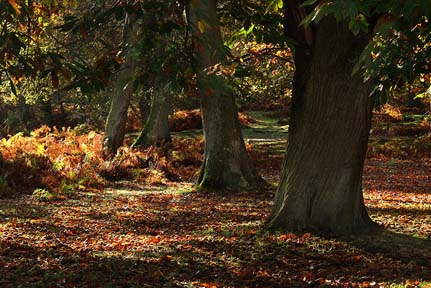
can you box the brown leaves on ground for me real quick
[99,137,203,184]
[0,110,430,286]
[169,109,255,132]
[0,155,430,287]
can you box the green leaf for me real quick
[352,44,373,75]
[349,20,360,35]
[414,86,431,99]
[265,0,283,14]
[300,2,336,27]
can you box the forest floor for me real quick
[1,111,431,287]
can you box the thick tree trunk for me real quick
[103,11,138,155]
[268,18,377,235]
[189,0,261,190]
[131,77,171,148]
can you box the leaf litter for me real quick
[1,156,430,287]
[0,113,430,287]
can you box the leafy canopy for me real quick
[296,0,431,99]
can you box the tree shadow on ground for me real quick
[2,226,430,287]
[349,229,431,267]
[1,180,431,287]
[0,200,50,219]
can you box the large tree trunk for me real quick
[103,11,138,155]
[189,0,261,190]
[268,17,378,235]
[131,77,171,148]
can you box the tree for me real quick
[0,1,79,134]
[267,0,431,235]
[132,30,175,148]
[103,7,139,155]
[132,75,172,148]
[103,0,187,152]
[188,0,262,190]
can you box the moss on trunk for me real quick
[132,79,171,148]
[189,0,262,191]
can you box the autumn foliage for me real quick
[0,107,430,199]
[0,111,430,287]
[169,109,256,132]
[0,125,204,199]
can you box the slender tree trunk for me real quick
[131,33,171,148]
[189,0,262,190]
[131,77,171,148]
[138,95,151,123]
[268,17,378,235]
[103,11,138,155]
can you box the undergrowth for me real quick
[0,109,429,199]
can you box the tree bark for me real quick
[189,0,262,190]
[268,16,378,235]
[103,11,138,155]
[131,77,171,148]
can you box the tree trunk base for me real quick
[267,210,380,236]
[196,159,264,192]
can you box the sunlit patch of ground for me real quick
[364,158,431,238]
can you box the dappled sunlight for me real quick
[363,158,431,239]
[1,111,430,286]
[1,0,431,286]
[2,159,431,287]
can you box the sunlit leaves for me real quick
[221,1,286,47]
[7,0,21,16]
[292,1,429,101]
[356,17,431,100]
[415,85,431,99]
[300,1,368,35]
[265,0,283,14]
[0,0,69,96]
[225,25,255,48]
[197,20,206,33]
